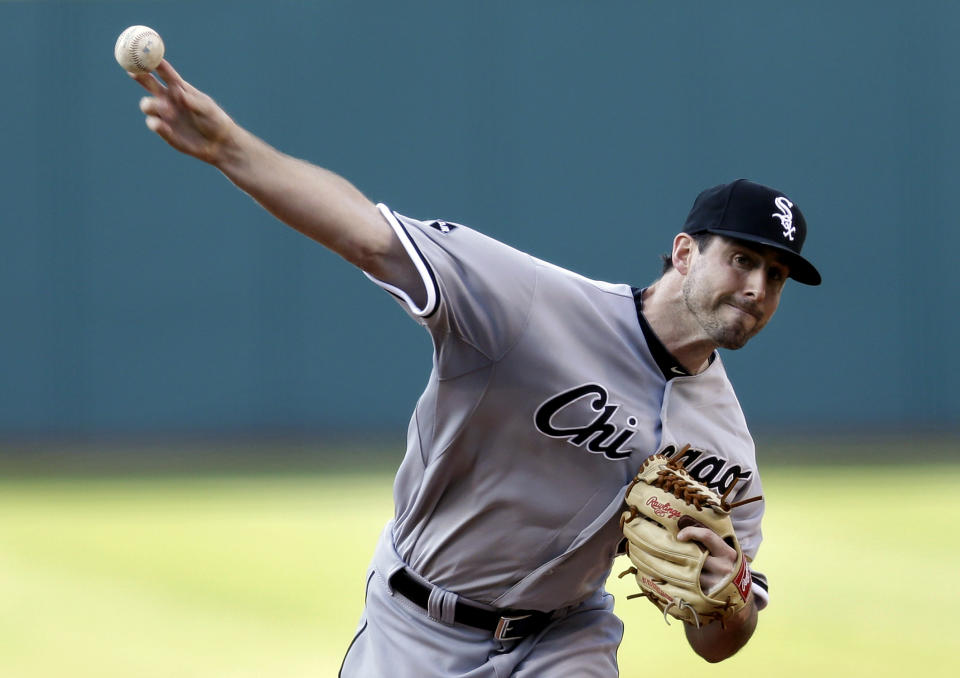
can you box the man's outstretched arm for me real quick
[130,60,422,301]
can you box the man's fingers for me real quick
[676,525,709,542]
[154,59,176,81]
[145,116,165,134]
[677,526,730,555]
[129,71,165,96]
[155,59,192,93]
[139,96,173,120]
[140,97,172,139]
[144,116,179,148]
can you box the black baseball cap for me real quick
[682,179,821,285]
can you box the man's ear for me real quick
[672,233,696,275]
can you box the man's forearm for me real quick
[683,596,758,663]
[213,125,393,272]
[134,60,405,282]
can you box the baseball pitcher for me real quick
[128,59,820,677]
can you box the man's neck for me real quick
[641,278,717,375]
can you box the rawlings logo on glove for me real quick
[619,447,762,627]
[645,497,682,519]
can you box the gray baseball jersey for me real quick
[362,204,769,614]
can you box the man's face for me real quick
[681,236,789,349]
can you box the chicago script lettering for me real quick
[656,444,753,496]
[534,383,636,460]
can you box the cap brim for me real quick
[704,229,822,286]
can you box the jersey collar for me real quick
[632,287,715,380]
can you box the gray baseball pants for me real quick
[339,523,624,677]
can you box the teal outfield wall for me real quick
[1,1,957,437]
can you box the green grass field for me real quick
[0,460,957,677]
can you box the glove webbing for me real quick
[653,464,721,510]
[648,446,764,511]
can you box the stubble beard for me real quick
[681,274,764,351]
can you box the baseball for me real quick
[114,25,165,73]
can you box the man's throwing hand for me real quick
[130,60,236,165]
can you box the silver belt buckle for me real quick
[494,614,531,641]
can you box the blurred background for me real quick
[0,1,957,676]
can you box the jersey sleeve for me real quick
[751,568,769,610]
[731,472,764,560]
[730,475,769,610]
[364,204,538,366]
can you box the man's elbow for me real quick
[692,641,742,664]
[684,601,758,662]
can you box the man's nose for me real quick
[743,268,766,301]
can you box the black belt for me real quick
[389,569,553,641]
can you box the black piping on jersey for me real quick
[338,621,367,677]
[337,569,375,677]
[632,287,696,380]
[390,209,441,318]
[751,570,769,595]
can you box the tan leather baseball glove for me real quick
[619,448,761,627]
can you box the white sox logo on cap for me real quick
[771,196,796,241]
